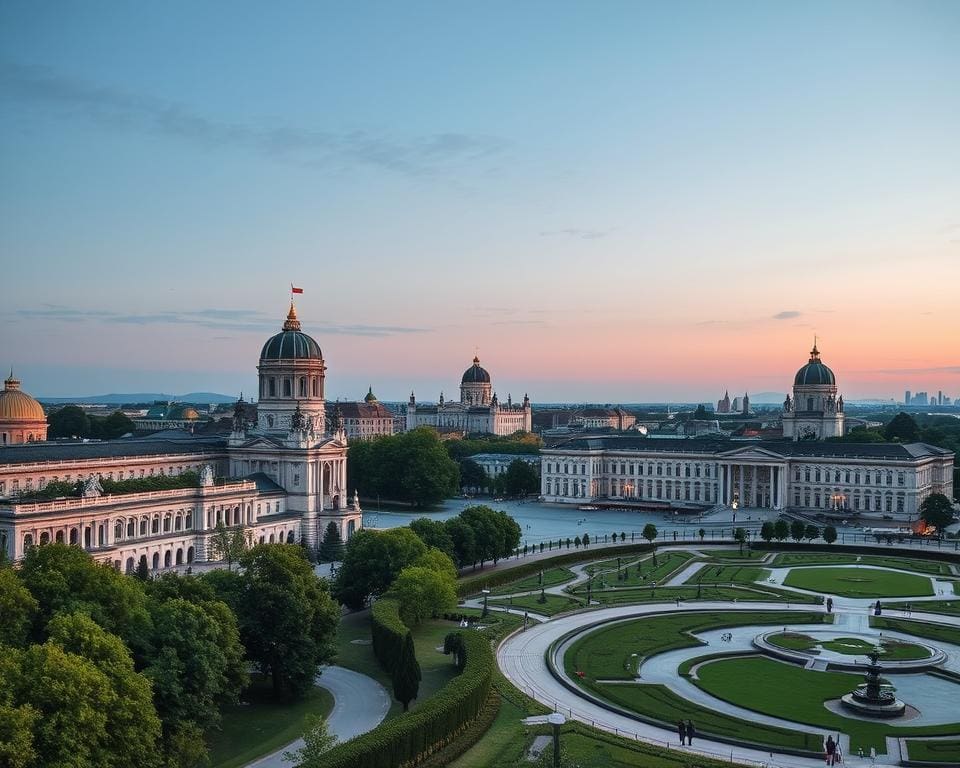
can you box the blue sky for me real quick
[1,1,958,401]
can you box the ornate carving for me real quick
[291,405,308,433]
[82,475,103,498]
[199,464,215,487]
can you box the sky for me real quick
[1,1,958,403]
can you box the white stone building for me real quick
[0,302,361,566]
[782,342,844,439]
[406,356,532,436]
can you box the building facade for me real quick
[569,407,636,431]
[336,389,396,441]
[782,343,844,440]
[0,303,361,566]
[0,373,48,446]
[406,356,532,435]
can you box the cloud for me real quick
[773,311,802,320]
[539,228,609,240]
[13,304,428,337]
[0,60,507,178]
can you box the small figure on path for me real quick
[874,600,882,617]
[826,597,833,614]
[676,597,681,608]
[905,602,912,617]
[677,719,686,746]
[686,719,695,745]
[825,734,837,766]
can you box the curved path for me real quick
[245,665,391,768]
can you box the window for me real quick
[898,472,904,486]
[804,469,810,482]
[128,520,135,537]
[815,469,821,482]
[269,378,276,397]
[114,521,123,540]
[283,379,292,397]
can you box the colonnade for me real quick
[718,463,786,510]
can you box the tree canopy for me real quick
[332,528,428,609]
[47,406,136,440]
[920,493,954,535]
[884,412,920,442]
[504,458,540,496]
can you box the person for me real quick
[677,719,686,746]
[826,597,833,614]
[825,734,837,766]
[686,719,695,745]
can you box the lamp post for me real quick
[547,712,566,768]
[481,588,490,618]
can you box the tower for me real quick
[460,356,492,406]
[781,341,845,440]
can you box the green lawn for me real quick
[488,566,576,595]
[871,617,960,647]
[586,583,822,606]
[771,552,954,576]
[576,551,691,588]
[701,547,762,560]
[693,656,960,754]
[208,677,334,768]
[890,599,960,617]
[489,592,583,616]
[904,738,960,764]
[767,632,818,651]
[683,564,769,585]
[765,632,930,660]
[783,566,935,598]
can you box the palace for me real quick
[406,356,532,436]
[541,345,954,521]
[0,302,361,568]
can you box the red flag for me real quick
[291,284,304,294]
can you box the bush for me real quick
[371,599,409,674]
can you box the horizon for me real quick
[2,2,958,402]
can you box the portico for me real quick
[718,447,790,511]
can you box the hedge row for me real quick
[319,630,494,768]
[457,542,657,597]
[371,598,409,674]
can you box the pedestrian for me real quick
[686,719,695,745]
[825,734,837,766]
[677,719,686,746]
[826,597,833,614]
[676,597,681,608]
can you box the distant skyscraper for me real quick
[905,390,912,405]
[938,391,943,405]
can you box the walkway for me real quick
[245,665,391,768]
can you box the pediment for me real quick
[719,445,788,461]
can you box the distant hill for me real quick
[37,392,237,405]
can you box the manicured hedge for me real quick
[371,598,409,674]
[318,630,494,768]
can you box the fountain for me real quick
[840,648,906,718]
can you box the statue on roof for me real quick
[200,464,215,487]
[291,404,308,433]
[82,475,103,498]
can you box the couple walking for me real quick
[677,719,696,746]
[825,734,843,765]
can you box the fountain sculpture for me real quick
[840,648,906,718]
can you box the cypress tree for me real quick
[319,521,344,562]
[393,632,421,711]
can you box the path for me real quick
[245,665,391,768]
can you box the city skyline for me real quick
[2,2,959,401]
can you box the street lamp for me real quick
[481,588,490,618]
[547,712,566,768]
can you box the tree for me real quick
[332,528,427,609]
[46,405,91,439]
[790,519,806,542]
[760,521,775,542]
[283,714,337,765]
[582,532,590,546]
[804,524,820,542]
[409,518,454,559]
[734,527,747,554]
[823,525,838,544]
[319,521,345,563]
[392,632,421,712]
[458,458,488,492]
[574,536,581,548]
[642,523,658,565]
[698,528,706,541]
[773,519,789,541]
[885,412,920,442]
[443,517,476,568]
[693,405,709,420]
[223,545,340,698]
[135,557,150,582]
[209,521,249,571]
[0,568,37,648]
[388,565,457,625]
[101,410,135,439]
[920,493,955,536]
[504,458,540,497]
[459,505,520,566]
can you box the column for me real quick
[720,465,726,505]
[318,461,325,510]
[750,467,757,508]
[737,465,744,506]
[772,467,779,510]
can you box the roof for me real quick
[338,401,394,419]
[0,434,227,465]
[794,344,836,386]
[247,472,286,494]
[574,407,632,418]
[469,452,540,463]
[259,303,323,361]
[461,356,491,384]
[544,436,953,461]
[0,374,45,422]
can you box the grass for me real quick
[700,547,762,560]
[765,632,930,660]
[207,676,334,768]
[871,617,960,647]
[487,566,576,596]
[783,566,935,598]
[890,599,960,617]
[683,564,769,585]
[693,656,960,754]
[576,551,692,588]
[767,632,818,651]
[489,592,583,616]
[585,582,822,605]
[904,738,960,764]
[771,552,954,576]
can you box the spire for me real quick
[473,355,480,365]
[810,335,820,360]
[282,301,301,331]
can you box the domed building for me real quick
[781,342,845,440]
[406,355,532,436]
[0,372,47,446]
[337,388,397,441]
[133,402,204,432]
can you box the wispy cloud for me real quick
[1,60,506,178]
[539,228,609,240]
[13,304,428,337]
[773,310,802,320]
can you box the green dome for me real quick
[260,303,323,361]
[794,344,836,386]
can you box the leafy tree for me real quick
[332,528,427,609]
[409,518,454,559]
[823,525,838,544]
[282,713,337,765]
[459,505,520,566]
[46,404,91,439]
[773,519,790,541]
[319,521,345,563]
[392,631,421,712]
[388,565,457,625]
[582,532,590,546]
[733,527,747,554]
[443,517,477,568]
[790,519,806,542]
[209,521,249,571]
[224,544,340,697]
[135,557,150,581]
[884,412,920,442]
[458,458,488,491]
[101,411,136,439]
[642,523,658,565]
[698,528,706,541]
[414,547,459,581]
[920,493,955,536]
[504,458,540,496]
[0,568,37,648]
[574,536,581,548]
[760,521,775,542]
[804,524,820,541]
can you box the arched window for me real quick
[84,527,91,548]
[128,519,135,537]
[176,549,183,565]
[23,533,33,549]
[56,530,65,544]
[287,530,295,543]
[115,521,123,540]
[312,378,319,397]
[269,533,275,543]
[125,557,134,573]
[807,397,814,411]
[40,532,50,545]
[186,546,194,563]
[69,528,79,545]
[140,517,148,536]
[299,377,306,397]
[174,515,182,532]
[152,553,159,570]
[164,551,171,568]
[283,379,292,397]
[151,516,160,534]
[268,377,276,397]
[163,514,171,533]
